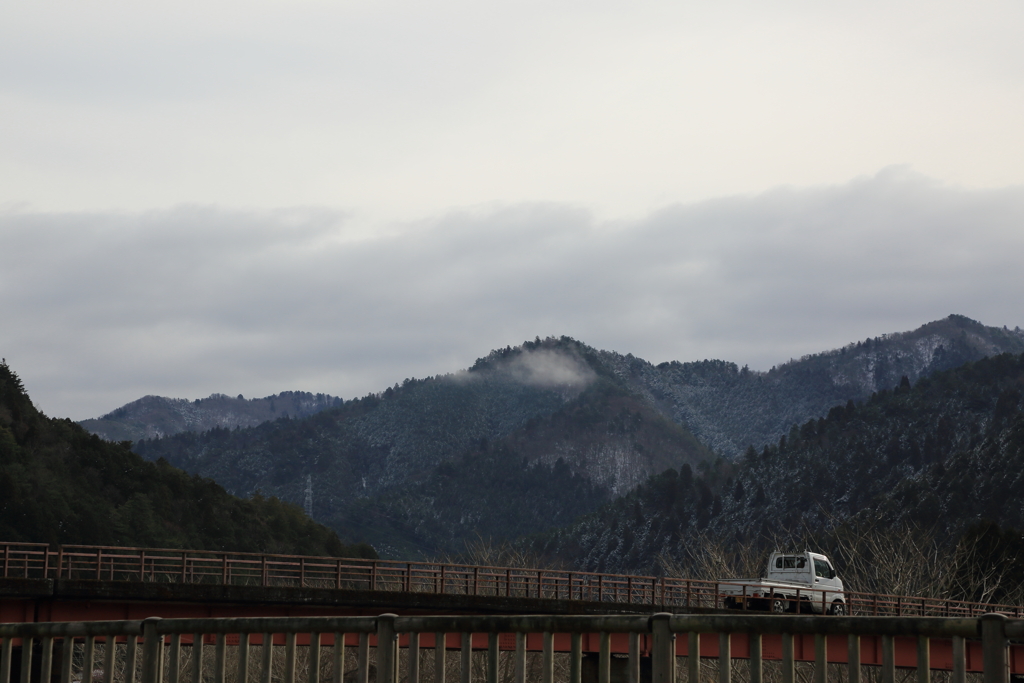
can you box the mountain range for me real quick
[607,314,1024,457]
[89,314,1024,559]
[80,391,342,443]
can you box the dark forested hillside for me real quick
[356,378,711,557]
[602,315,1024,457]
[0,359,374,557]
[79,391,342,443]
[531,352,1024,578]
[134,339,714,557]
[98,316,1023,463]
[129,318,1023,559]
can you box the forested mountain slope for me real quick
[84,315,1023,468]
[92,317,1022,463]
[134,339,713,557]
[80,391,342,443]
[0,359,373,556]
[603,315,1024,457]
[531,352,1024,577]
[359,378,710,556]
[130,317,1022,558]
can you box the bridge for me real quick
[3,543,1024,680]
[3,543,1022,623]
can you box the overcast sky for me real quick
[3,0,1024,420]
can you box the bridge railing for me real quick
[1,543,50,580]
[0,613,1021,683]
[3,542,1023,619]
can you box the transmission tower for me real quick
[304,475,313,517]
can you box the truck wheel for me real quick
[829,601,846,616]
[771,599,788,613]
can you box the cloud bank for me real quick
[3,1,1024,219]
[501,349,597,390]
[3,169,1023,420]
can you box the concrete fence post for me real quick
[309,633,321,683]
[749,633,762,683]
[409,633,421,683]
[599,632,611,683]
[847,635,861,683]
[461,633,472,683]
[1,635,12,683]
[142,618,163,683]
[61,635,75,683]
[719,632,731,683]
[881,636,895,683]
[689,633,701,683]
[437,633,448,683]
[283,633,296,683]
[544,633,555,683]
[333,633,346,683]
[18,637,32,683]
[781,633,794,683]
[952,637,966,683]
[377,615,398,683]
[981,613,1008,683]
[916,636,930,683]
[570,634,582,683]
[813,635,826,683]
[40,637,54,683]
[513,633,525,683]
[486,634,497,683]
[651,613,675,683]
[629,633,641,683]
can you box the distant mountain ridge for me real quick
[601,315,1024,456]
[79,391,341,442]
[108,315,1022,558]
[86,316,1024,460]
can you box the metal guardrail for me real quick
[3,542,1023,618]
[0,613,1020,683]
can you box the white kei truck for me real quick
[717,551,847,615]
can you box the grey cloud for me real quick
[3,169,1023,420]
[501,349,597,389]
[446,346,596,391]
[0,4,525,107]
